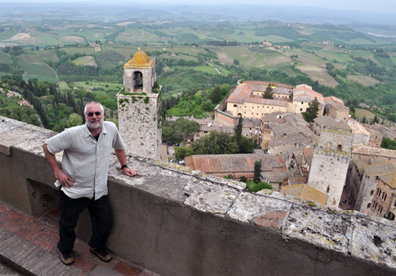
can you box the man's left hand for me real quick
[122,167,137,177]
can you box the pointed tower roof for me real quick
[124,48,154,69]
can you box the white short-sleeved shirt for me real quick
[45,121,125,200]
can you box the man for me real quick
[43,101,136,265]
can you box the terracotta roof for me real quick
[185,154,286,173]
[324,96,344,105]
[303,147,314,164]
[243,81,293,89]
[347,120,370,136]
[124,48,154,68]
[281,184,327,205]
[379,173,396,189]
[353,144,396,159]
[364,162,396,177]
[227,83,289,106]
[271,122,300,138]
[314,116,350,130]
[293,84,325,105]
[269,133,306,148]
[283,113,308,126]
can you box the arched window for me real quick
[337,144,342,151]
[133,71,143,89]
[382,193,387,201]
[326,186,330,193]
[367,203,371,208]
[379,206,383,214]
[377,188,381,196]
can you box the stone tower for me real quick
[307,126,353,207]
[117,48,162,160]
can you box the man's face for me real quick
[85,103,103,130]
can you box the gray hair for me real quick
[84,101,104,115]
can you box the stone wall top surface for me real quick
[1,115,396,270]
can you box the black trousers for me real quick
[57,191,113,253]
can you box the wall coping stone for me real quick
[1,115,396,271]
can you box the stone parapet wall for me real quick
[0,116,396,275]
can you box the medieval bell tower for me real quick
[117,48,162,160]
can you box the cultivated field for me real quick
[64,47,94,55]
[16,54,57,80]
[37,50,59,62]
[59,36,85,42]
[348,50,373,57]
[0,52,12,64]
[72,56,97,66]
[297,65,339,87]
[193,65,218,74]
[354,108,394,127]
[215,51,234,65]
[347,75,380,86]
[265,56,291,66]
[221,46,268,67]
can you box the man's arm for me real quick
[115,148,137,177]
[42,143,75,187]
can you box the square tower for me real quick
[308,127,353,207]
[118,48,162,160]
[123,48,156,93]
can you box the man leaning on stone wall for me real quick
[42,101,137,265]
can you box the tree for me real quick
[234,116,243,149]
[263,85,274,99]
[254,160,262,183]
[302,97,320,123]
[174,118,200,137]
[162,126,182,143]
[191,131,238,155]
[233,59,239,65]
[239,136,255,153]
[174,147,194,161]
[67,113,83,128]
[210,85,221,104]
[361,116,367,124]
[240,176,247,183]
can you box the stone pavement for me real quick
[0,199,161,276]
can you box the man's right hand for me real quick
[55,170,75,188]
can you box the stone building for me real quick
[371,173,396,220]
[117,49,162,160]
[224,82,327,121]
[324,96,349,122]
[226,83,290,120]
[193,120,234,141]
[307,126,354,207]
[353,144,396,166]
[367,123,396,141]
[311,116,350,137]
[291,84,325,116]
[287,147,314,185]
[366,128,383,147]
[347,119,370,146]
[345,158,396,218]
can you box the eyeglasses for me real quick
[87,112,101,117]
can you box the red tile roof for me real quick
[185,154,286,173]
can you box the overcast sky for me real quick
[1,0,395,14]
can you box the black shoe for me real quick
[60,251,74,265]
[90,247,112,262]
